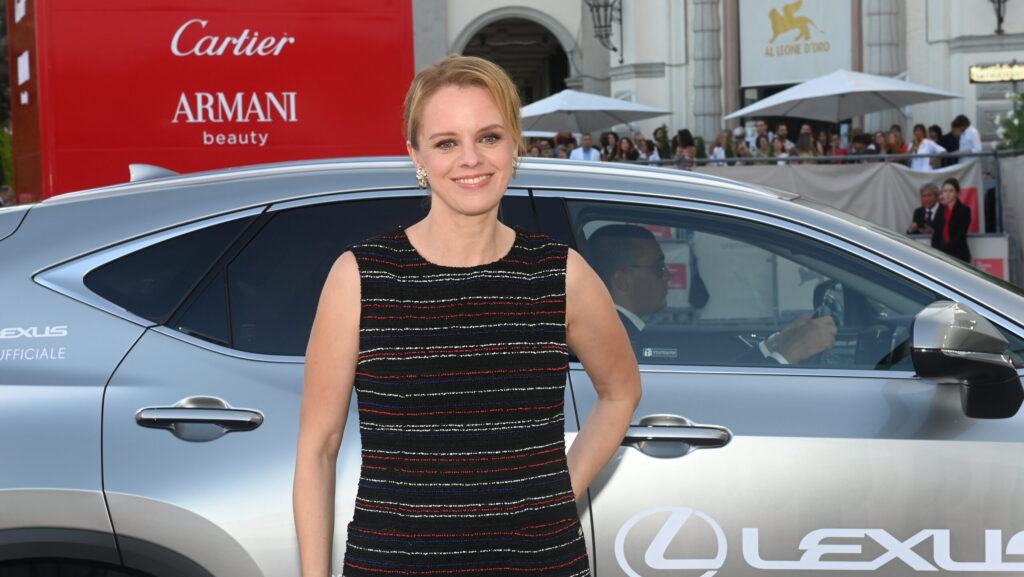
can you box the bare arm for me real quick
[294,251,360,577]
[564,249,642,499]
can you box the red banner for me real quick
[10,0,414,199]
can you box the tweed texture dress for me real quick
[343,227,590,577]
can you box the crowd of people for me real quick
[526,113,984,172]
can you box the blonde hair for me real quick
[404,55,525,156]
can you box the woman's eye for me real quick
[436,140,455,151]
[481,134,501,145]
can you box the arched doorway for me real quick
[461,18,568,105]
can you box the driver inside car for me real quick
[587,224,837,365]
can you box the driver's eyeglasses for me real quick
[629,263,669,276]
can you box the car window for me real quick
[84,216,256,324]
[172,195,538,356]
[171,197,427,355]
[569,200,944,370]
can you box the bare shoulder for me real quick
[565,247,597,291]
[323,250,360,300]
[565,248,611,326]
[310,251,361,337]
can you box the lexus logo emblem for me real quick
[615,507,727,577]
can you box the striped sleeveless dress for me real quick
[344,227,590,577]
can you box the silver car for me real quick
[2,157,1022,577]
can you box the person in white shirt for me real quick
[708,131,729,166]
[569,132,602,161]
[909,123,946,172]
[952,115,981,164]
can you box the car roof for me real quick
[43,156,795,206]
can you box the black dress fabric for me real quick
[343,227,590,577]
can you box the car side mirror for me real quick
[911,301,1024,418]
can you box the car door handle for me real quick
[135,396,263,441]
[136,408,263,431]
[623,414,732,458]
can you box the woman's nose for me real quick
[459,143,481,166]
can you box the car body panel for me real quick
[3,158,1024,576]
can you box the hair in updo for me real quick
[403,55,526,156]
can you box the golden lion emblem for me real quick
[769,0,822,43]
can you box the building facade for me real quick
[413,0,1024,145]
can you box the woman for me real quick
[637,137,661,165]
[674,128,697,170]
[828,132,847,163]
[752,133,772,162]
[887,130,909,166]
[618,136,640,161]
[873,131,890,155]
[294,55,641,577]
[708,130,729,166]
[772,136,790,165]
[795,133,815,162]
[931,177,972,262]
[817,130,831,157]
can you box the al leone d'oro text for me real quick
[765,41,831,57]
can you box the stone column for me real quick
[571,0,611,95]
[864,0,904,132]
[693,0,722,142]
[412,0,447,72]
[721,0,740,129]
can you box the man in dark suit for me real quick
[938,123,960,168]
[587,224,834,365]
[907,183,939,235]
[587,225,668,350]
[931,177,972,262]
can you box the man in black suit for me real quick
[907,183,939,235]
[587,225,669,349]
[587,224,835,365]
[938,122,960,168]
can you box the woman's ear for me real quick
[406,140,419,167]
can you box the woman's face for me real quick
[874,132,886,147]
[406,85,516,219]
[757,135,769,151]
[940,183,959,206]
[608,133,618,147]
[620,138,632,151]
[914,126,926,141]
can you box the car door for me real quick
[98,189,552,577]
[552,193,1024,577]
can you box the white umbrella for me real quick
[724,69,960,122]
[521,89,671,133]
